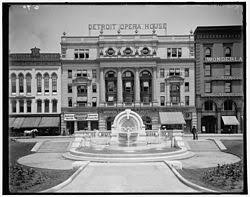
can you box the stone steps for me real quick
[37,141,70,153]
[62,149,195,163]
[187,140,220,152]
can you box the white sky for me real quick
[9,4,243,53]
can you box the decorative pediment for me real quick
[72,76,91,85]
[165,76,184,84]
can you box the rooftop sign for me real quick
[88,23,167,35]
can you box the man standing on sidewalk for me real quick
[191,126,198,140]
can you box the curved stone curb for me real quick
[41,161,90,193]
[31,141,46,152]
[164,161,217,193]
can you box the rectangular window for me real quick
[52,100,57,112]
[37,76,42,93]
[160,68,165,78]
[204,65,211,76]
[175,68,180,76]
[205,82,211,93]
[12,100,16,113]
[92,84,97,93]
[160,96,165,106]
[185,68,189,77]
[19,77,24,93]
[68,84,72,93]
[225,82,231,93]
[45,100,49,113]
[167,48,171,58]
[107,81,115,92]
[77,70,82,77]
[82,70,88,77]
[92,97,97,107]
[185,96,189,106]
[224,65,231,76]
[92,69,97,78]
[68,70,72,78]
[37,100,42,113]
[160,83,165,92]
[169,68,175,76]
[172,48,177,57]
[19,100,24,113]
[185,82,189,92]
[68,97,72,107]
[27,100,31,113]
[178,48,182,57]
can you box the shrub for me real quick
[9,164,47,192]
[202,161,243,189]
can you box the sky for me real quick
[9,4,243,53]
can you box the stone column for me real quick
[135,68,140,106]
[196,108,202,133]
[74,121,78,132]
[166,83,170,106]
[72,85,77,107]
[49,99,53,113]
[217,108,221,134]
[117,68,123,106]
[88,121,91,131]
[24,100,27,113]
[237,111,241,133]
[42,100,45,113]
[99,68,106,106]
[180,82,185,106]
[16,100,20,113]
[152,67,158,106]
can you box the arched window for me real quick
[26,73,32,93]
[44,73,50,93]
[224,100,234,111]
[44,99,50,113]
[11,73,16,93]
[37,99,42,113]
[52,99,57,112]
[225,47,231,57]
[52,73,57,93]
[204,100,214,111]
[205,47,211,57]
[18,73,24,93]
[36,73,42,93]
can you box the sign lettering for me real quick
[205,57,243,62]
[64,114,76,121]
[88,23,167,31]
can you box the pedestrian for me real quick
[191,126,198,140]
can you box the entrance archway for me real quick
[201,116,217,133]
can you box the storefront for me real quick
[64,113,99,134]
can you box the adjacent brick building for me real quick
[194,26,244,133]
[9,47,61,135]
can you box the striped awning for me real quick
[22,117,42,128]
[12,117,25,129]
[9,118,16,128]
[159,112,186,125]
[222,116,240,125]
[39,117,60,127]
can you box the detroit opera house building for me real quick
[60,26,196,134]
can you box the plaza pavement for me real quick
[14,135,242,192]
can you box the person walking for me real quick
[191,126,198,140]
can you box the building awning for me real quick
[159,112,186,125]
[22,117,42,128]
[222,116,240,125]
[39,117,60,127]
[9,118,16,128]
[12,117,25,129]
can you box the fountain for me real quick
[63,109,194,162]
